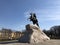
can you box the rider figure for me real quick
[28,13,39,27]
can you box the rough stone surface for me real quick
[18,24,50,43]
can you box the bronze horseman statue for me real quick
[28,13,39,27]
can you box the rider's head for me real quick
[33,13,36,15]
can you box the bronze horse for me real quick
[28,13,39,27]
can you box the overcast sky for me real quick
[0,0,60,31]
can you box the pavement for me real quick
[0,39,60,45]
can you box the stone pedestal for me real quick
[18,24,50,43]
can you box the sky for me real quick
[0,0,60,31]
